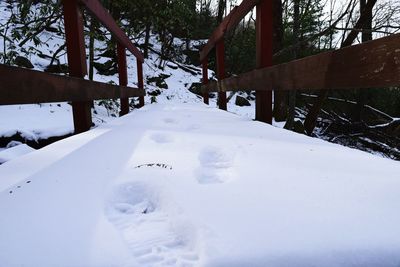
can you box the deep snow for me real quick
[0,102,399,267]
[1,3,400,266]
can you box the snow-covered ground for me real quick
[1,102,400,267]
[1,5,400,265]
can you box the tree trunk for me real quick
[272,0,287,122]
[88,16,96,81]
[304,0,377,135]
[217,0,226,23]
[144,23,151,59]
[355,0,373,121]
[284,0,300,130]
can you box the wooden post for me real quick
[137,61,145,107]
[202,58,209,105]
[62,0,92,133]
[255,0,273,124]
[117,42,129,116]
[216,41,227,110]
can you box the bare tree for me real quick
[304,0,378,135]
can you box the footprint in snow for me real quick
[186,124,200,131]
[163,118,178,124]
[195,146,236,184]
[105,182,199,267]
[151,133,174,144]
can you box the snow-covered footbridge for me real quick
[1,103,400,266]
[1,0,400,266]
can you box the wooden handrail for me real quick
[202,33,400,93]
[0,64,145,105]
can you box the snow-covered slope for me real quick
[0,102,399,267]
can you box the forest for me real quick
[1,1,400,266]
[1,0,399,159]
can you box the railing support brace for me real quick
[255,0,273,124]
[137,61,145,107]
[117,42,129,116]
[216,41,227,110]
[62,0,92,133]
[202,58,209,105]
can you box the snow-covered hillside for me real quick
[1,103,400,267]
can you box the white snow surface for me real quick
[0,143,35,164]
[0,102,399,267]
[0,103,75,140]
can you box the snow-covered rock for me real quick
[0,143,35,164]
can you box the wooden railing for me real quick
[200,0,400,124]
[0,0,145,134]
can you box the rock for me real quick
[188,83,203,96]
[147,74,170,89]
[147,89,162,97]
[14,56,34,69]
[98,49,116,59]
[235,95,251,107]
[183,49,200,66]
[94,60,118,76]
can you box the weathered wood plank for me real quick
[0,64,145,105]
[199,0,259,62]
[202,33,400,92]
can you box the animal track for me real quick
[105,182,199,267]
[195,146,235,184]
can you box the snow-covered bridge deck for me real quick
[1,103,400,267]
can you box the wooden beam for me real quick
[79,0,144,63]
[137,61,145,107]
[63,0,92,133]
[216,41,227,110]
[117,42,129,116]
[0,64,145,105]
[255,0,273,124]
[199,0,259,62]
[202,33,400,92]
